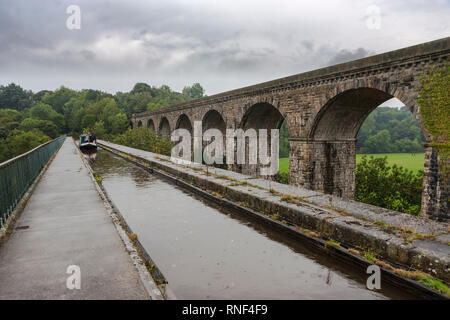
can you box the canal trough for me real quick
[87,143,448,299]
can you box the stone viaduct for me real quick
[131,37,449,221]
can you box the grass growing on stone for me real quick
[186,165,203,172]
[214,173,235,181]
[419,276,450,296]
[126,232,138,243]
[93,172,103,186]
[363,252,376,263]
[280,195,294,202]
[268,213,281,221]
[155,155,170,162]
[229,181,249,186]
[348,248,360,255]
[375,220,388,228]
[325,240,341,249]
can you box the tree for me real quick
[92,120,106,138]
[108,113,128,135]
[113,127,172,156]
[0,109,23,122]
[63,97,84,134]
[29,103,65,132]
[355,156,423,215]
[69,106,86,135]
[0,83,33,110]
[99,98,121,125]
[356,106,424,154]
[19,118,59,138]
[81,89,104,103]
[182,83,205,99]
[116,83,196,117]
[81,114,97,129]
[0,81,202,163]
[41,86,77,114]
[0,113,21,139]
[124,91,153,114]
[357,114,376,150]
[147,102,163,111]
[131,83,152,95]
[361,129,392,153]
[33,90,52,102]
[0,129,50,163]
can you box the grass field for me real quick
[279,153,424,174]
[356,153,424,172]
[279,158,289,174]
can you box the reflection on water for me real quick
[81,149,97,161]
[91,150,420,300]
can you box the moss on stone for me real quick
[325,240,341,249]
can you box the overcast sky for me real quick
[0,0,449,96]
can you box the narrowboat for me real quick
[79,134,97,151]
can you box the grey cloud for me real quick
[327,48,374,66]
[79,50,95,61]
[301,40,314,51]
[218,56,263,72]
[0,0,448,95]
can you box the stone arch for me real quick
[202,109,226,167]
[304,86,431,212]
[158,117,170,138]
[137,120,143,128]
[130,121,134,129]
[311,84,429,141]
[310,88,393,140]
[175,114,193,132]
[202,109,226,133]
[241,102,286,131]
[147,119,155,131]
[239,102,287,178]
[174,114,193,161]
[309,87,429,142]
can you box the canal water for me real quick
[90,149,419,300]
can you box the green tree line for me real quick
[0,82,204,162]
[356,106,424,154]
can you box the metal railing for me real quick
[0,136,66,227]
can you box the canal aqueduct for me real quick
[131,38,449,221]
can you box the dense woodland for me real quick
[0,82,203,162]
[356,106,425,153]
